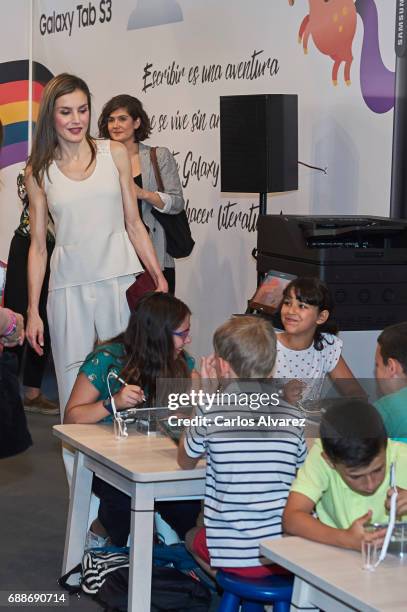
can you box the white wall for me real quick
[0,0,31,262]
[2,1,397,367]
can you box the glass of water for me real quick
[362,524,383,571]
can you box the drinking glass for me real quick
[362,539,380,571]
[362,525,383,570]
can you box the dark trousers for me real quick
[163,267,175,295]
[0,353,32,458]
[4,233,54,388]
[92,476,201,547]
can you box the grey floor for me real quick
[0,406,219,610]
[0,412,101,610]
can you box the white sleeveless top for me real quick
[45,140,143,291]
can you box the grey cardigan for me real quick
[138,142,185,269]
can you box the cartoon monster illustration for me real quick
[355,0,395,113]
[289,0,395,114]
[289,0,357,85]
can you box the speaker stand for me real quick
[257,192,268,285]
[259,192,267,217]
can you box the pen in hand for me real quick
[110,371,128,386]
[109,371,146,402]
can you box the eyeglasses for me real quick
[172,327,190,340]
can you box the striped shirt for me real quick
[184,389,307,568]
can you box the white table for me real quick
[53,424,205,612]
[260,537,407,612]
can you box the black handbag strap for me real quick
[150,147,165,192]
[58,564,83,594]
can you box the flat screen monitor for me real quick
[252,269,297,309]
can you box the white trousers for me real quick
[47,274,134,419]
[47,274,134,487]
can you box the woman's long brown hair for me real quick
[28,73,96,185]
[95,292,192,406]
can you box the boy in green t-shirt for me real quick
[283,399,407,550]
[374,322,407,441]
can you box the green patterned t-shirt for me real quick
[79,342,126,401]
[79,342,195,405]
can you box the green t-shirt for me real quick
[291,439,407,528]
[375,386,407,442]
[79,341,195,404]
[79,342,126,401]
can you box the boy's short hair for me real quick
[378,322,407,375]
[213,315,276,378]
[320,399,387,468]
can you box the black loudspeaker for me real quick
[220,94,298,193]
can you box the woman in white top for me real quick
[25,73,167,418]
[98,94,185,294]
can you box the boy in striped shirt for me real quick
[177,315,307,577]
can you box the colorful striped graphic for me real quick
[0,60,53,169]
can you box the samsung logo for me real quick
[396,0,406,56]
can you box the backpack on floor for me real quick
[59,544,211,612]
[0,353,32,459]
[81,549,130,595]
[95,565,211,612]
[59,548,129,597]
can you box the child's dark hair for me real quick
[281,277,338,350]
[320,399,387,468]
[377,322,407,375]
[94,292,191,405]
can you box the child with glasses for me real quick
[64,291,199,547]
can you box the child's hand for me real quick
[282,379,305,405]
[200,353,217,379]
[386,486,407,517]
[1,312,25,347]
[345,510,386,550]
[114,384,145,410]
[200,354,218,394]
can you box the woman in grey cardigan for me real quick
[98,95,185,293]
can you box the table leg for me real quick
[291,577,357,612]
[291,577,319,611]
[128,483,155,612]
[62,451,93,574]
